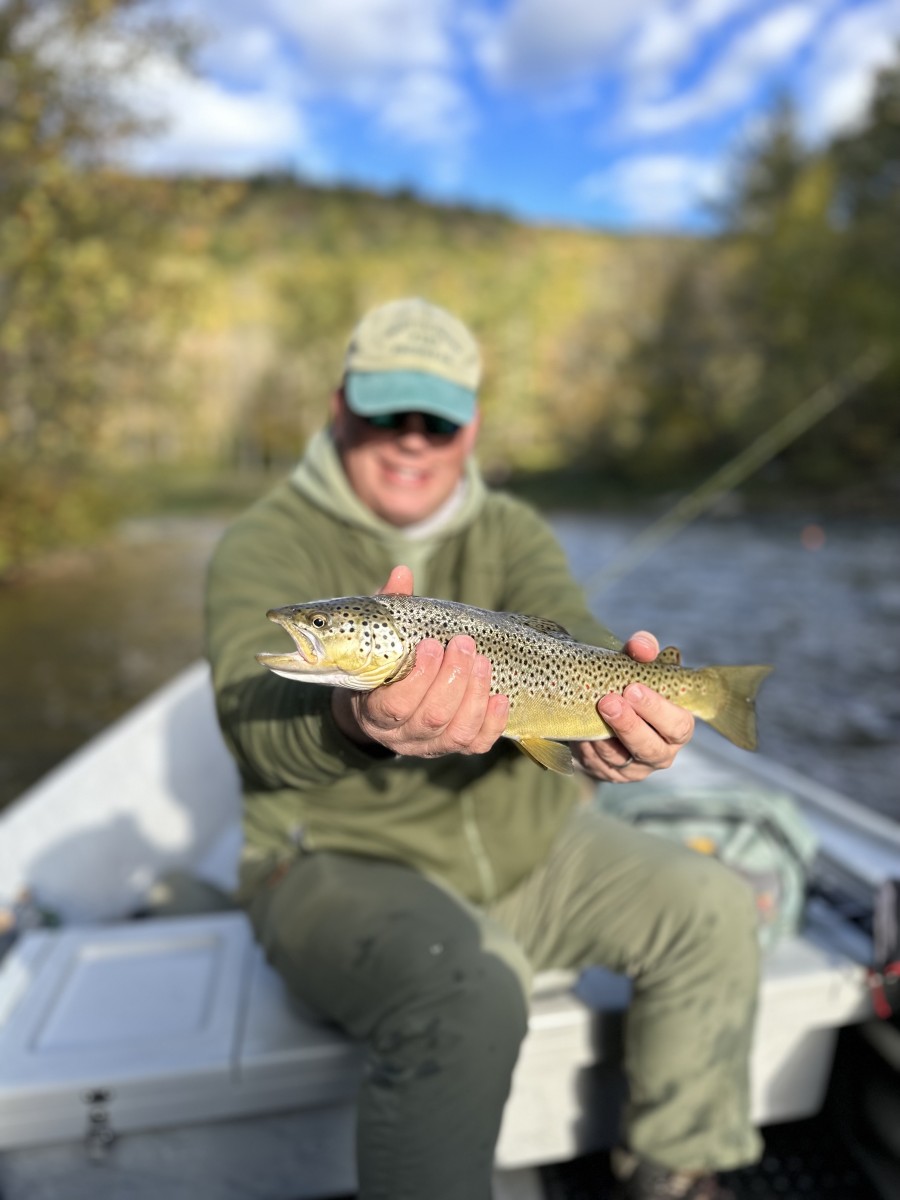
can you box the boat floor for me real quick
[543,1023,900,1200]
[2,1114,894,1200]
[544,1117,882,1200]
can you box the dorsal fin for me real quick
[657,646,682,666]
[512,737,575,775]
[507,613,576,641]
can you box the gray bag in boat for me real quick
[597,784,818,951]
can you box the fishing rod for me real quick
[584,347,889,601]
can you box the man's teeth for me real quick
[389,466,425,480]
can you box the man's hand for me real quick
[331,566,509,759]
[572,630,694,782]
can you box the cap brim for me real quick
[345,371,476,426]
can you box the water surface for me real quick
[555,512,900,820]
[1,511,897,820]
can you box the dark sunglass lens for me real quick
[365,412,403,430]
[423,415,461,436]
[362,412,461,436]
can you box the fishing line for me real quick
[584,348,889,601]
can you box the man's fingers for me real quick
[574,737,644,779]
[414,636,481,736]
[358,635,506,758]
[442,653,506,753]
[597,684,694,771]
[362,639,444,728]
[363,636,480,738]
[623,683,694,746]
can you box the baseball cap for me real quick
[343,298,481,427]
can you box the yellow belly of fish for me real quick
[504,690,616,742]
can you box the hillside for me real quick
[151,178,692,481]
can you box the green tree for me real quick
[826,52,900,459]
[0,1,213,571]
[623,64,900,496]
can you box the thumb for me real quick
[623,630,659,661]
[378,564,414,595]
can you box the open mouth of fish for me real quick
[256,611,322,671]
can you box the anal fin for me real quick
[513,737,575,775]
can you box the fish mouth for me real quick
[256,609,323,670]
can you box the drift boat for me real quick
[0,661,898,1200]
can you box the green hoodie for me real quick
[205,429,621,905]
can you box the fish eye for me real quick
[312,615,327,628]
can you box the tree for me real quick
[622,59,900,496]
[0,1,219,570]
[716,94,809,233]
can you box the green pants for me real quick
[248,803,762,1200]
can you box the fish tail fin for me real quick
[704,665,773,751]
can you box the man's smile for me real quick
[380,459,431,486]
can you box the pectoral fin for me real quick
[381,645,418,685]
[511,736,575,775]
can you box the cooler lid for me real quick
[0,912,253,1089]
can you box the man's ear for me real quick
[461,408,481,455]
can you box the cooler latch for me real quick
[83,1088,116,1162]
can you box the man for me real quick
[205,298,761,1200]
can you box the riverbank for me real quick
[3,462,899,588]
[503,465,900,519]
[0,467,267,587]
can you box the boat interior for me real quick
[1,662,898,1199]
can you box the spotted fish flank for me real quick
[256,594,773,775]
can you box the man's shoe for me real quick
[610,1150,738,1200]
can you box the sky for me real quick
[116,0,900,232]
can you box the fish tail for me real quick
[704,665,773,750]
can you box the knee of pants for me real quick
[653,851,760,979]
[369,942,530,1088]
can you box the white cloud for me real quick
[581,153,726,226]
[271,0,452,81]
[629,0,759,80]
[193,22,290,89]
[117,52,312,176]
[800,0,900,141]
[378,70,474,146]
[119,0,477,171]
[476,0,649,87]
[29,9,314,176]
[620,3,821,134]
[199,0,475,159]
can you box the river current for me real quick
[1,511,898,820]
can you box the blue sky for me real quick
[116,0,900,232]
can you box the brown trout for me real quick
[256,594,772,774]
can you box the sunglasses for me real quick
[361,411,462,437]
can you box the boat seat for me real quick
[0,902,873,1175]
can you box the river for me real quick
[1,510,898,820]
